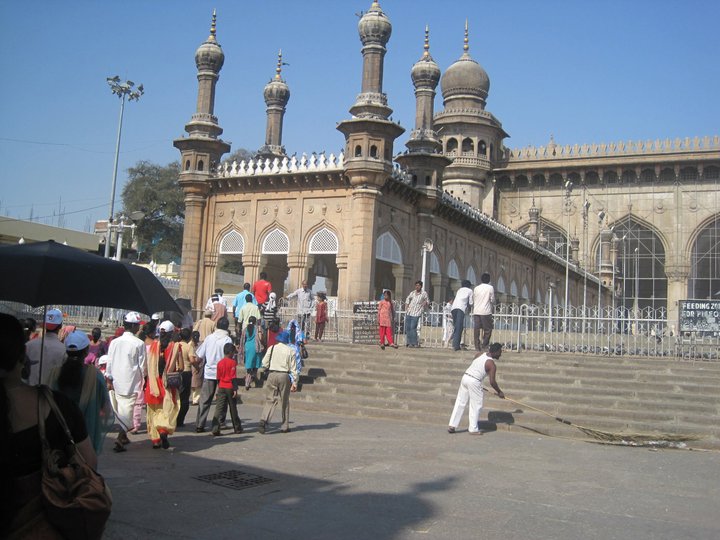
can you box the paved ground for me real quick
[101,402,720,540]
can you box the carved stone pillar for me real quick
[430,274,448,304]
[242,253,261,284]
[202,251,219,304]
[570,236,580,265]
[287,253,310,293]
[335,254,349,303]
[347,187,381,301]
[665,262,690,332]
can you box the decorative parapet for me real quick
[217,151,345,178]
[504,135,719,162]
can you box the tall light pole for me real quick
[582,198,590,334]
[563,180,573,332]
[597,210,605,329]
[420,238,433,291]
[104,76,144,258]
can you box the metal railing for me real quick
[3,298,717,360]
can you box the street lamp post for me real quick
[582,199,590,335]
[563,181,573,332]
[420,238,433,291]
[113,211,145,261]
[104,76,144,258]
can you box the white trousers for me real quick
[448,374,484,432]
[113,392,136,431]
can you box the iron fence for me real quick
[3,297,717,360]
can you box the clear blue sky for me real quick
[1,0,718,231]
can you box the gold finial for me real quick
[463,19,469,53]
[209,9,217,42]
[275,49,283,79]
[423,25,430,58]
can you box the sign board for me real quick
[352,301,379,344]
[679,300,720,334]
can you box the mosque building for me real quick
[173,2,719,329]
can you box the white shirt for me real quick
[465,353,489,382]
[451,287,474,311]
[472,283,495,316]
[196,329,231,380]
[204,294,228,312]
[26,332,67,386]
[106,331,147,395]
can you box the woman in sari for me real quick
[286,319,307,375]
[144,332,180,449]
[240,316,264,390]
[47,330,115,454]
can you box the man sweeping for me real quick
[448,342,505,435]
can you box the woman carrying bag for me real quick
[144,332,180,449]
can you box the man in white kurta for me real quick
[106,311,146,450]
[448,342,505,434]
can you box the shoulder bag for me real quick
[38,386,113,540]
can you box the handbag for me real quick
[300,343,309,360]
[165,371,183,389]
[38,386,113,540]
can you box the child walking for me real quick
[378,290,398,349]
[314,292,328,341]
[211,342,243,436]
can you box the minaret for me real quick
[256,50,290,161]
[336,1,404,301]
[337,0,404,188]
[396,26,450,200]
[434,21,508,212]
[173,11,231,304]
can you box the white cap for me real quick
[124,311,142,324]
[159,320,175,333]
[151,312,161,320]
[45,308,63,328]
[97,354,109,366]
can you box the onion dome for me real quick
[358,1,392,45]
[440,20,490,106]
[263,50,290,105]
[411,26,441,88]
[195,10,225,73]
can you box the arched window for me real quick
[376,232,402,264]
[461,138,474,154]
[539,222,570,260]
[600,218,667,311]
[429,252,440,274]
[479,140,487,156]
[185,160,190,171]
[219,230,244,254]
[510,280,518,300]
[521,284,530,302]
[466,266,477,285]
[446,138,458,154]
[308,227,339,254]
[354,145,362,157]
[448,259,460,280]
[689,216,720,300]
[261,229,290,254]
[197,160,204,172]
[497,276,506,295]
[425,175,431,186]
[370,145,378,158]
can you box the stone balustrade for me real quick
[217,151,345,177]
[505,135,720,162]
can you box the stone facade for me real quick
[175,3,719,331]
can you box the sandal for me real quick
[113,442,127,453]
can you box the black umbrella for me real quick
[0,240,180,315]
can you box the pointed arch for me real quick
[308,227,339,254]
[448,259,460,280]
[429,252,440,274]
[466,266,477,285]
[521,283,530,301]
[376,231,402,264]
[262,228,290,254]
[688,213,720,300]
[496,276,506,295]
[218,229,245,254]
[510,280,518,299]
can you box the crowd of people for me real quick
[1,270,506,537]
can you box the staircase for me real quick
[238,342,720,448]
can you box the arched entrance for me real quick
[216,230,245,297]
[689,215,720,300]
[261,228,290,297]
[375,232,403,300]
[308,227,340,296]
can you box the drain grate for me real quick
[195,470,275,491]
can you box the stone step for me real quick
[236,343,719,447]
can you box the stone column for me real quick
[347,187,380,301]
[202,251,218,304]
[392,264,415,302]
[665,262,690,334]
[179,191,207,309]
[335,254,349,305]
[287,253,310,292]
[242,253,261,285]
[430,274,448,304]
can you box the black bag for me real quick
[300,343,309,360]
[165,371,183,390]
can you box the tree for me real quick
[121,160,184,263]
[222,148,254,165]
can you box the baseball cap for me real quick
[45,309,63,330]
[65,330,90,351]
[124,311,142,324]
[159,320,175,333]
[151,313,161,321]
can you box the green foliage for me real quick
[121,160,183,263]
[222,148,254,165]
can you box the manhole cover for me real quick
[195,470,275,491]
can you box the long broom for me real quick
[483,388,701,446]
